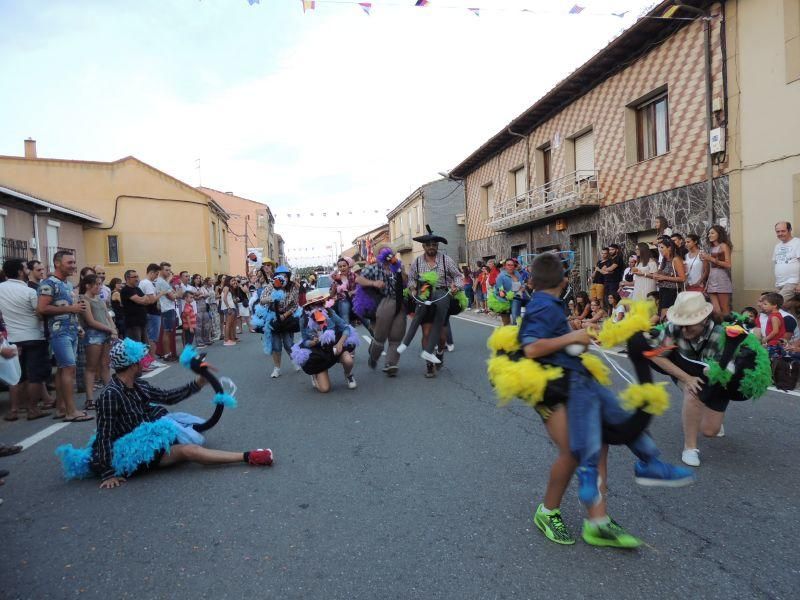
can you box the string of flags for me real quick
[280,208,388,219]
[245,1,640,19]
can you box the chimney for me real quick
[24,138,37,159]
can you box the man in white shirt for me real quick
[139,263,165,367]
[0,259,50,420]
[773,222,800,301]
[155,262,180,361]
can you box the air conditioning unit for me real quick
[455,213,466,225]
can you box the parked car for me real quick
[314,274,332,290]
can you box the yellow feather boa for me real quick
[595,300,655,348]
[619,382,670,416]
[487,354,563,406]
[487,325,521,354]
[580,353,611,386]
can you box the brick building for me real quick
[451,0,728,287]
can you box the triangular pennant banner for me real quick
[569,4,585,14]
[468,7,479,16]
[415,0,429,7]
[359,2,371,15]
[301,0,316,13]
[247,0,260,5]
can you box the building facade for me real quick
[452,0,728,288]
[0,184,100,271]
[0,141,231,279]
[352,224,390,262]
[727,0,800,305]
[387,178,466,266]
[198,187,276,274]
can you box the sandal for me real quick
[40,401,56,410]
[63,413,93,423]
[52,413,67,420]
[84,401,96,411]
[0,445,22,457]
[27,411,51,421]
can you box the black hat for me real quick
[413,225,448,245]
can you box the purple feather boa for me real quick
[346,329,361,348]
[377,247,394,263]
[290,343,311,366]
[353,285,378,318]
[319,329,336,346]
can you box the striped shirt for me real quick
[91,376,200,480]
[656,320,726,363]
[409,253,464,289]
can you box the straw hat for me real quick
[303,288,330,307]
[666,292,713,326]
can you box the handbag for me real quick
[771,356,799,391]
[0,341,22,386]
[271,313,300,334]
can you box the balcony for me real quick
[0,238,29,262]
[393,234,412,252]
[487,170,603,232]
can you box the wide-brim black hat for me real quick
[413,225,448,245]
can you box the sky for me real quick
[0,0,658,267]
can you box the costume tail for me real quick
[179,345,236,433]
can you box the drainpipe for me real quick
[673,1,715,228]
[33,209,50,260]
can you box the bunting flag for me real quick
[302,0,316,13]
[366,238,375,264]
[569,4,585,14]
[612,11,629,18]
[415,1,429,7]
[468,7,479,17]
[359,2,371,15]
[248,0,260,5]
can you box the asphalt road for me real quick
[1,316,798,600]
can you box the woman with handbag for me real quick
[260,265,300,378]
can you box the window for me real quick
[107,235,120,264]
[211,222,217,249]
[46,221,60,271]
[636,93,669,161]
[416,205,421,233]
[481,182,495,220]
[574,130,595,181]
[512,166,527,198]
[0,208,6,241]
[222,226,227,253]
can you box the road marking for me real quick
[16,422,71,450]
[362,335,372,344]
[452,315,499,328]
[141,365,170,379]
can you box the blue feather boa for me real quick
[213,392,237,408]
[290,343,311,366]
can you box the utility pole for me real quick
[244,214,250,275]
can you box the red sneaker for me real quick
[248,448,274,466]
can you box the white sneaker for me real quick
[420,350,441,364]
[270,367,280,379]
[346,375,357,389]
[681,448,700,467]
[293,362,302,372]
[151,360,167,368]
[715,424,725,438]
[446,344,455,352]
[397,343,407,354]
[311,376,317,389]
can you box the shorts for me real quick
[161,309,177,332]
[50,332,79,368]
[146,314,162,342]
[534,373,570,422]
[16,340,51,384]
[86,328,111,346]
[659,287,678,312]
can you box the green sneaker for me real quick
[582,518,642,549]
[534,504,575,545]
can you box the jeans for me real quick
[510,298,522,325]
[270,331,294,356]
[85,328,110,346]
[50,330,79,368]
[335,299,352,324]
[567,371,660,469]
[146,314,162,343]
[464,287,474,308]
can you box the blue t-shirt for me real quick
[38,275,78,333]
[518,291,586,374]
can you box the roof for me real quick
[0,153,230,221]
[351,223,389,244]
[450,0,715,178]
[197,186,274,221]
[0,185,103,224]
[387,178,448,219]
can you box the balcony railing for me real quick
[487,170,603,232]
[393,234,412,252]
[0,238,29,262]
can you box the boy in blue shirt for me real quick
[521,253,694,548]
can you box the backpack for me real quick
[771,357,800,391]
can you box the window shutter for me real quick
[574,131,595,181]
[514,168,527,198]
